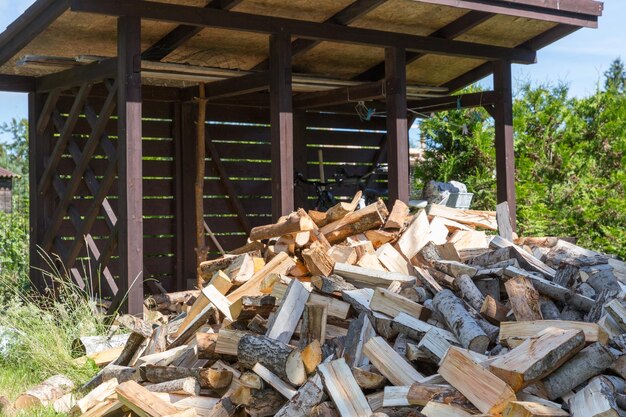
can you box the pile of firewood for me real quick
[15,197,626,417]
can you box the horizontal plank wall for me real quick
[48,91,389,295]
[202,103,388,258]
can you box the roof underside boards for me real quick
[0,0,602,92]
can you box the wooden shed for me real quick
[0,0,602,314]
[0,167,17,213]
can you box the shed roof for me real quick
[0,0,603,94]
[0,167,17,178]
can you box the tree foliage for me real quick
[414,62,626,258]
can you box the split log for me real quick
[318,358,372,417]
[488,327,585,391]
[311,274,356,295]
[420,402,476,417]
[74,334,130,357]
[343,312,377,368]
[539,297,561,320]
[249,211,316,241]
[274,374,325,417]
[308,293,350,320]
[382,386,410,407]
[300,303,328,346]
[252,363,297,400]
[504,276,543,321]
[504,266,594,312]
[432,289,489,353]
[454,274,484,311]
[302,340,322,374]
[195,332,219,359]
[353,367,387,390]
[203,284,242,321]
[427,204,497,230]
[237,335,306,386]
[376,243,411,275]
[333,263,415,289]
[302,245,335,277]
[534,342,616,400]
[113,316,154,366]
[215,329,249,356]
[15,374,75,410]
[438,347,516,415]
[496,201,514,241]
[604,299,626,332]
[265,278,309,344]
[363,336,424,386]
[325,192,362,224]
[227,252,296,302]
[406,383,468,408]
[70,378,118,416]
[320,200,387,244]
[569,376,620,417]
[327,245,358,265]
[81,364,138,392]
[499,320,608,348]
[209,270,233,294]
[417,328,452,363]
[369,287,429,320]
[396,209,430,259]
[392,313,458,344]
[480,295,509,325]
[385,200,409,229]
[146,377,200,396]
[432,260,477,278]
[502,401,568,417]
[116,380,180,416]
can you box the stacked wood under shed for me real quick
[20,199,626,416]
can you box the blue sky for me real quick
[0,0,622,142]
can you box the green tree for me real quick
[604,58,626,93]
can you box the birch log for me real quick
[432,289,489,353]
[237,335,306,386]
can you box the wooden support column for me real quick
[179,102,199,289]
[293,110,308,210]
[385,47,409,205]
[270,33,294,221]
[493,60,516,231]
[28,92,54,291]
[117,16,144,315]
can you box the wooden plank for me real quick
[265,278,309,344]
[70,0,537,63]
[363,336,424,386]
[117,16,144,315]
[318,358,372,417]
[36,58,117,93]
[0,74,35,93]
[439,347,516,415]
[494,60,516,231]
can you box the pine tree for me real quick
[604,58,626,93]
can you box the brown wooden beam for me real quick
[294,81,385,109]
[117,16,144,316]
[407,0,600,27]
[0,0,68,66]
[252,0,387,70]
[204,71,269,100]
[179,102,198,287]
[270,33,294,221]
[408,90,497,113]
[142,0,242,61]
[35,58,117,93]
[70,0,536,64]
[385,47,409,205]
[493,60,516,231]
[0,74,36,92]
[354,10,492,81]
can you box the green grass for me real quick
[0,253,112,416]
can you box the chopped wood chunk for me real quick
[318,358,372,417]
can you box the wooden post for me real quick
[269,33,294,221]
[293,110,308,210]
[28,92,52,291]
[173,101,185,291]
[385,47,409,206]
[195,83,208,289]
[180,102,198,289]
[117,16,144,315]
[493,60,516,231]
